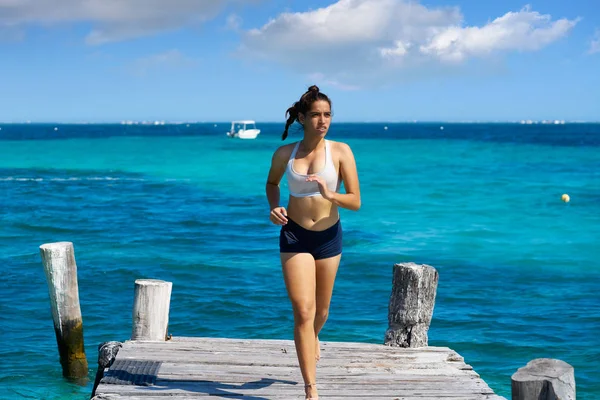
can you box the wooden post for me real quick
[131,279,172,341]
[512,358,575,400]
[40,241,89,378]
[91,341,123,398]
[384,262,438,348]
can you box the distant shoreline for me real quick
[1,121,599,125]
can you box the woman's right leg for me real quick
[314,253,342,361]
[281,252,318,399]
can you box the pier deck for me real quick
[92,336,506,400]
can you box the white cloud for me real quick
[380,41,412,58]
[0,0,255,44]
[420,6,579,63]
[239,1,579,86]
[589,29,600,54]
[243,0,460,61]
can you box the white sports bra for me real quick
[286,140,339,197]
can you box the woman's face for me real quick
[299,100,332,139]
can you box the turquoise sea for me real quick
[1,122,599,399]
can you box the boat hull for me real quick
[227,129,260,139]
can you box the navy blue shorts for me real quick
[279,218,342,260]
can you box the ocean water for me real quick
[0,122,598,399]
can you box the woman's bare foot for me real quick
[305,383,318,399]
[315,336,321,362]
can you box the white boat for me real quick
[226,120,260,139]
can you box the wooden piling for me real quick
[40,241,88,379]
[384,262,439,348]
[511,358,575,400]
[131,279,172,341]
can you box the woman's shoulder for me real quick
[276,142,297,154]
[272,142,297,163]
[328,140,353,155]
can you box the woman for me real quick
[265,85,361,399]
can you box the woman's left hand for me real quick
[306,175,334,201]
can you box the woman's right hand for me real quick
[270,206,288,225]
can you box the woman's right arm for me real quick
[266,147,289,225]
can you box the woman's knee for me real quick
[293,302,316,324]
[315,308,329,323]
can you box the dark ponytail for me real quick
[282,103,299,141]
[281,85,332,140]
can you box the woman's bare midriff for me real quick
[287,195,339,231]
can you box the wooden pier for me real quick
[39,244,574,400]
[91,336,506,399]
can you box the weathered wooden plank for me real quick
[101,379,493,390]
[153,379,490,390]
[153,366,480,380]
[95,396,502,400]
[122,339,463,355]
[115,345,470,366]
[120,343,459,356]
[121,344,464,361]
[156,363,481,378]
[154,368,479,378]
[113,356,477,375]
[115,351,466,366]
[99,383,496,396]
[136,336,457,352]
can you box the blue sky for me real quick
[0,0,599,122]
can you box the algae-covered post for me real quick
[39,241,89,379]
[131,279,173,341]
[512,358,575,400]
[384,262,439,348]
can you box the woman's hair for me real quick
[282,85,332,140]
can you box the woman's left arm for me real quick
[305,142,361,210]
[328,143,361,210]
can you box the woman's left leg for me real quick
[280,252,319,399]
[313,254,342,361]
